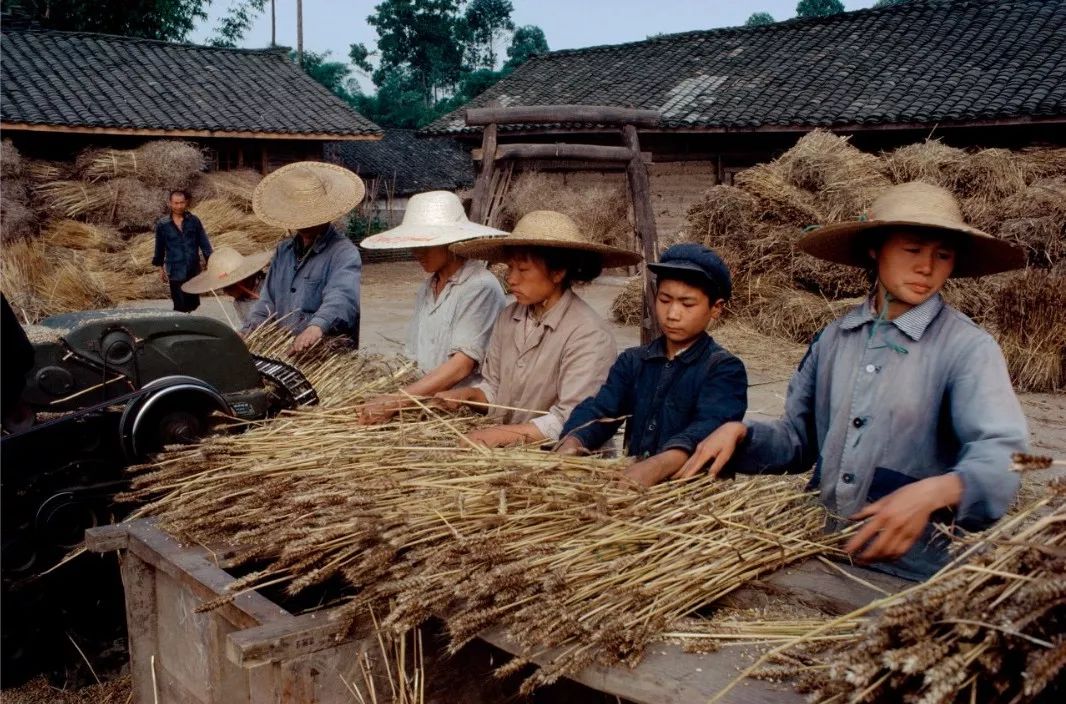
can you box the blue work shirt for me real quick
[562,332,748,457]
[731,294,1028,580]
[243,226,362,342]
[152,213,212,281]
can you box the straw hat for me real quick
[797,182,1025,277]
[181,246,272,295]
[360,191,506,249]
[252,161,365,230]
[451,210,642,268]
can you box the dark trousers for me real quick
[169,280,200,313]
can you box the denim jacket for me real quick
[243,227,361,342]
[561,332,748,457]
[731,294,1028,580]
[152,213,212,281]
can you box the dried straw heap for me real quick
[123,334,844,693]
[620,131,1066,391]
[0,139,284,323]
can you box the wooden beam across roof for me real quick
[465,105,661,128]
[0,122,383,141]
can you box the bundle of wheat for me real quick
[501,171,632,250]
[882,139,968,188]
[610,275,644,325]
[37,180,115,220]
[23,159,67,184]
[1,138,23,179]
[0,240,51,321]
[112,177,167,231]
[77,141,204,187]
[992,269,1066,391]
[190,169,262,208]
[40,219,122,251]
[0,191,37,241]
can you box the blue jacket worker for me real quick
[557,243,748,487]
[243,162,365,353]
[153,189,212,312]
[676,183,1029,581]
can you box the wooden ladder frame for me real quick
[465,105,663,343]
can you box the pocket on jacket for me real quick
[300,278,323,312]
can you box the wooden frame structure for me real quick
[466,104,664,343]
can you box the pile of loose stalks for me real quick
[123,340,844,693]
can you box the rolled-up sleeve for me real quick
[448,279,505,365]
[732,338,821,475]
[309,246,362,334]
[662,355,748,455]
[538,324,616,441]
[562,350,636,450]
[948,337,1027,528]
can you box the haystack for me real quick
[190,169,262,208]
[992,269,1066,391]
[882,139,967,188]
[112,177,167,231]
[610,275,644,326]
[1,193,37,241]
[502,171,633,250]
[76,140,204,188]
[1,139,23,179]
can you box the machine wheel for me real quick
[120,382,230,460]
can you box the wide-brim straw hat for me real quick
[252,161,365,230]
[181,245,272,295]
[797,182,1025,277]
[450,210,643,268]
[360,191,506,249]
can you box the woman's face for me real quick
[412,245,453,274]
[505,253,565,307]
[872,231,956,309]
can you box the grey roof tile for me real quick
[326,130,475,196]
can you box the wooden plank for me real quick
[124,520,289,631]
[120,551,161,704]
[468,122,498,224]
[227,610,354,667]
[472,143,640,162]
[465,105,661,128]
[762,559,910,614]
[622,124,661,344]
[0,121,383,141]
[155,570,214,701]
[84,524,128,552]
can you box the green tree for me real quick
[745,11,775,26]
[460,0,514,69]
[209,0,268,48]
[0,0,207,40]
[795,0,844,18]
[504,24,548,70]
[296,50,357,102]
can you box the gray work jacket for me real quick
[732,294,1028,580]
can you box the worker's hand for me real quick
[159,267,169,283]
[623,458,665,488]
[844,474,964,563]
[358,395,405,425]
[290,325,324,354]
[673,422,747,480]
[462,425,528,449]
[434,387,479,412]
[555,436,589,456]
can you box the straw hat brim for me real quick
[451,237,642,269]
[252,162,365,231]
[360,222,507,250]
[181,250,273,295]
[797,219,1026,278]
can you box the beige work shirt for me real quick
[475,289,617,440]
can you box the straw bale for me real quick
[112,177,167,231]
[193,197,248,233]
[683,185,757,249]
[991,268,1066,392]
[190,169,262,207]
[77,140,204,187]
[610,275,644,325]
[0,240,51,321]
[733,163,822,226]
[1017,146,1066,181]
[501,171,632,249]
[882,139,967,188]
[954,147,1029,200]
[731,275,860,344]
[37,180,116,219]
[1,193,38,241]
[24,159,67,183]
[1,138,23,179]
[996,215,1066,270]
[211,229,257,254]
[124,232,160,274]
[40,219,123,251]
[37,255,113,315]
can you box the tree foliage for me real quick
[504,24,548,70]
[460,0,514,69]
[745,12,775,26]
[0,0,208,41]
[795,0,845,18]
[208,0,268,48]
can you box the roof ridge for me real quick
[530,0,1025,60]
[0,26,290,57]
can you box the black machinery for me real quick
[0,310,317,685]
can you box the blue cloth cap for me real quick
[647,243,732,300]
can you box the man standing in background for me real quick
[153,189,213,312]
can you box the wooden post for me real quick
[622,124,661,344]
[468,122,498,224]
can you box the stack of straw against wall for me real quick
[501,171,633,250]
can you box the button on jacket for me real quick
[475,289,616,441]
[562,333,748,457]
[152,213,212,281]
[244,227,362,341]
[405,259,505,383]
[731,294,1028,580]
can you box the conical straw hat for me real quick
[450,210,642,268]
[797,182,1025,277]
[252,161,365,230]
[181,246,272,295]
[360,191,506,249]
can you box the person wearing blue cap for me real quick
[556,243,748,486]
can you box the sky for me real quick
[190,1,880,93]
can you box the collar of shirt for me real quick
[839,292,945,341]
[432,257,481,292]
[284,226,338,259]
[511,288,576,330]
[640,331,711,362]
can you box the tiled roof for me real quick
[326,130,475,195]
[1,29,382,138]
[424,0,1066,134]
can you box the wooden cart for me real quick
[87,519,906,704]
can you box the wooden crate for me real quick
[86,520,371,704]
